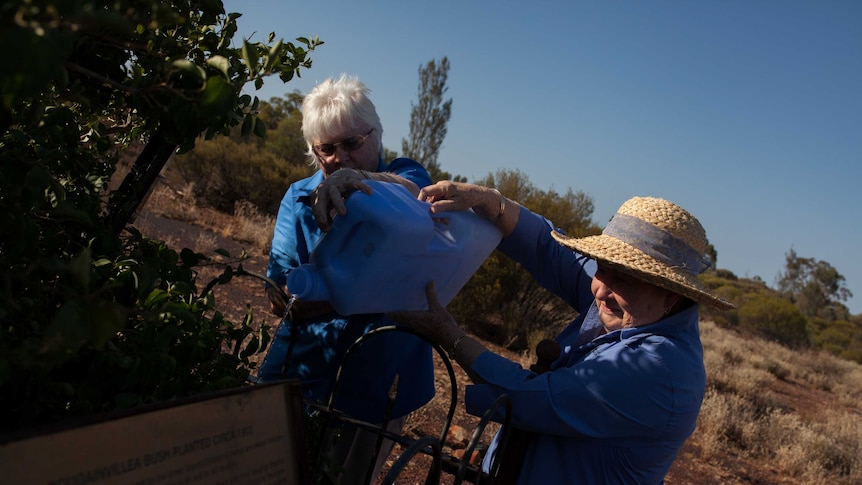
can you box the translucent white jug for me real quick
[288,180,502,314]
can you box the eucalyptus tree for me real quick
[402,57,453,181]
[777,248,852,320]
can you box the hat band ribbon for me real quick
[603,213,711,274]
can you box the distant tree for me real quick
[527,188,597,239]
[260,91,305,128]
[402,57,453,181]
[776,248,852,320]
[383,147,400,162]
[262,94,310,168]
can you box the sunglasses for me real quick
[313,128,374,157]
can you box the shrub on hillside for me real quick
[170,136,314,215]
[738,293,809,348]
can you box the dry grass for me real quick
[143,181,275,255]
[697,320,862,484]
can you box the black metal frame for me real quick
[304,325,514,484]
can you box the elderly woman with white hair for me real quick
[389,181,735,484]
[258,74,434,484]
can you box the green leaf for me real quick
[240,336,259,359]
[180,248,200,266]
[93,258,114,268]
[241,40,259,72]
[200,75,235,123]
[241,114,253,136]
[171,309,200,326]
[266,39,283,70]
[218,267,234,284]
[206,55,231,78]
[170,59,205,82]
[253,116,266,137]
[144,289,169,307]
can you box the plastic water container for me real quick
[287,180,503,314]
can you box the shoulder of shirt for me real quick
[384,157,424,172]
[383,157,432,187]
[287,171,324,199]
[387,156,419,165]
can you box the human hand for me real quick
[312,168,374,231]
[388,281,463,347]
[266,285,290,317]
[418,181,503,221]
[266,285,335,321]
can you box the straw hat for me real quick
[552,196,735,310]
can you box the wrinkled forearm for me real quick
[367,171,420,195]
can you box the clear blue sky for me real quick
[224,1,862,314]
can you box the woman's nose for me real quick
[333,145,351,163]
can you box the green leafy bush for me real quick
[0,0,317,433]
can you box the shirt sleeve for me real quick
[465,339,676,440]
[385,157,433,188]
[267,182,319,288]
[497,205,596,312]
[267,191,300,287]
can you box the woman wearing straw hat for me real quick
[389,181,734,484]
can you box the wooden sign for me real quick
[0,381,308,484]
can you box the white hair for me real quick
[301,74,384,167]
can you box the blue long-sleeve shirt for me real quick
[467,206,706,484]
[260,158,435,423]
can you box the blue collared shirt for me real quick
[260,158,435,422]
[467,206,705,484]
